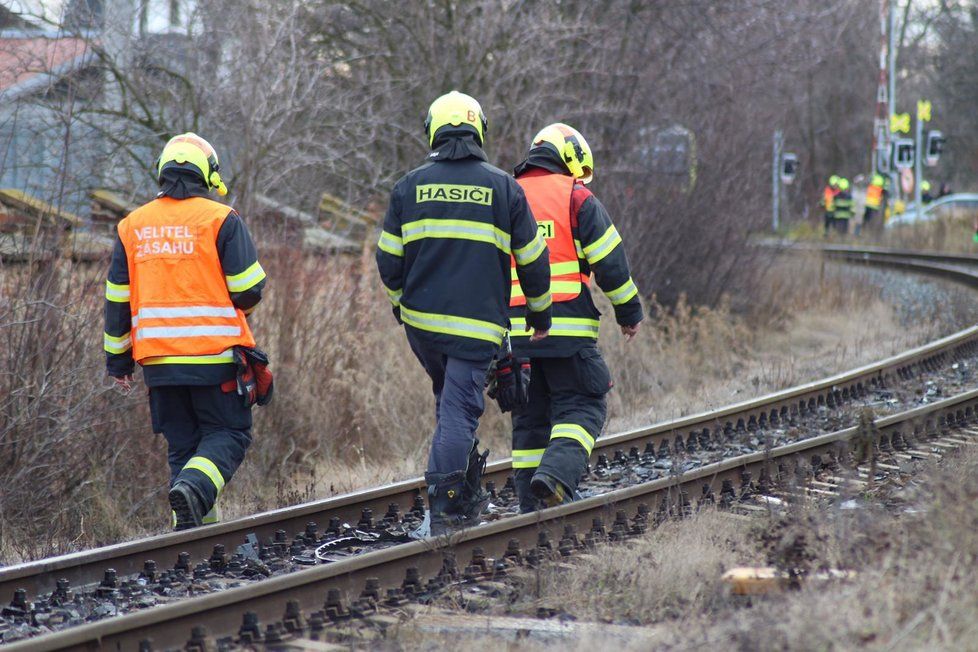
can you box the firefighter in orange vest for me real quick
[863,174,885,229]
[509,123,643,511]
[104,133,268,530]
[821,175,840,236]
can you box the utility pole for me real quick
[914,100,931,215]
[887,0,899,200]
[871,0,889,175]
[772,130,783,232]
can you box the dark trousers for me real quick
[149,385,252,516]
[511,348,611,512]
[823,213,834,236]
[406,331,492,476]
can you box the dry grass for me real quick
[399,445,978,651]
[876,209,978,253]
[0,245,951,561]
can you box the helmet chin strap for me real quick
[210,171,228,196]
[562,142,584,178]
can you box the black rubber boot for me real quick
[425,471,466,536]
[514,468,543,513]
[169,481,206,531]
[461,439,491,520]
[530,472,574,509]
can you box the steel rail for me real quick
[12,383,978,651]
[0,245,974,608]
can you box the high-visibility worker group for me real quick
[820,173,886,236]
[104,90,643,536]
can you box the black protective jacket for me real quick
[376,134,551,361]
[509,159,643,358]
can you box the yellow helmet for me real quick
[157,132,227,196]
[424,91,487,147]
[829,175,840,187]
[871,174,885,186]
[921,180,931,192]
[530,123,594,184]
[838,177,850,191]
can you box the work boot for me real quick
[514,469,543,513]
[530,472,574,509]
[424,471,466,536]
[169,482,206,531]
[461,439,491,520]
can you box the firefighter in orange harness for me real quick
[103,133,269,530]
[509,123,644,511]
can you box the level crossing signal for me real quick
[925,130,945,167]
[780,153,798,184]
[891,138,915,170]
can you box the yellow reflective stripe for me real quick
[105,280,130,303]
[513,233,546,266]
[401,219,511,254]
[512,448,546,469]
[574,239,584,257]
[183,456,226,494]
[605,277,638,305]
[103,331,132,354]
[142,350,235,365]
[510,317,599,338]
[511,260,580,281]
[378,230,404,257]
[400,305,506,344]
[551,261,581,276]
[225,261,266,293]
[512,281,580,299]
[550,423,595,455]
[583,225,622,264]
[525,292,552,312]
[202,504,221,524]
[383,282,403,307]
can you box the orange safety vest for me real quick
[510,173,590,306]
[822,186,836,211]
[865,184,883,209]
[118,196,255,363]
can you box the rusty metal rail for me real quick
[11,384,978,651]
[3,244,978,648]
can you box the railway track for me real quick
[3,244,978,649]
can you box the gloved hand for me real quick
[487,353,530,412]
[221,346,274,407]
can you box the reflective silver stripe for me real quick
[513,234,546,266]
[105,280,130,302]
[137,325,242,340]
[399,305,505,343]
[135,306,238,321]
[103,333,132,354]
[510,317,599,338]
[583,226,622,264]
[225,262,266,293]
[400,219,511,254]
[525,292,552,312]
[378,230,404,256]
[605,277,638,305]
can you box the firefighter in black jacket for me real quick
[376,91,552,534]
[509,123,643,512]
